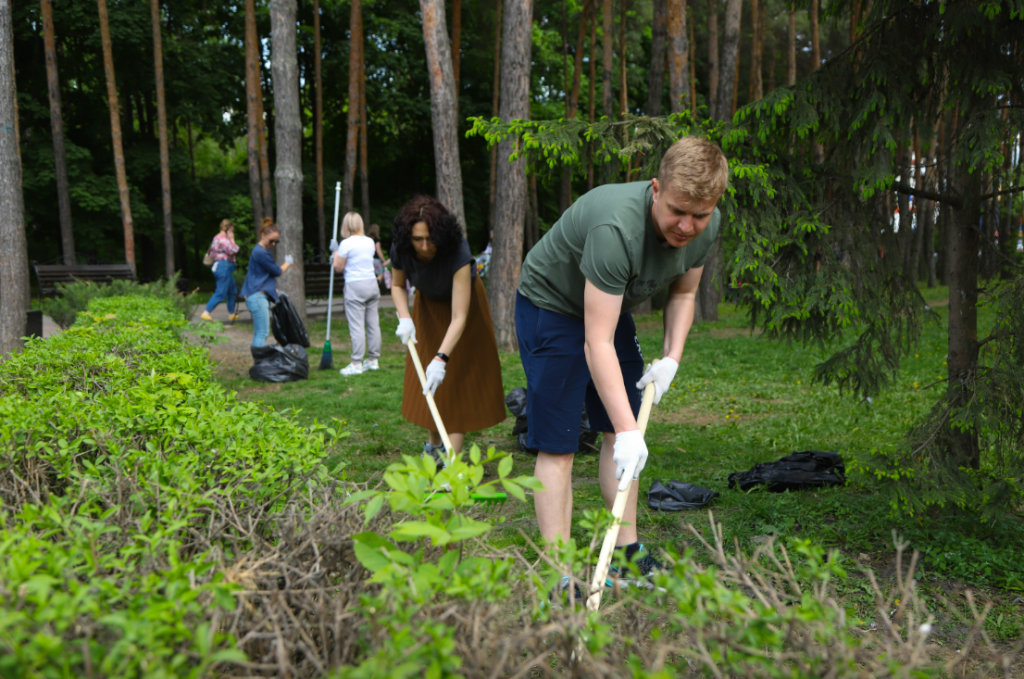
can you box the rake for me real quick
[405,338,506,507]
[319,182,342,370]
[586,380,656,611]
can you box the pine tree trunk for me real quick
[911,137,926,285]
[359,54,369,226]
[0,0,27,355]
[245,0,265,233]
[151,0,174,278]
[314,0,325,254]
[490,0,532,352]
[787,7,796,86]
[270,0,307,324]
[257,66,273,221]
[527,171,541,251]
[708,0,719,119]
[619,0,628,116]
[688,9,696,111]
[666,0,689,113]
[587,5,596,190]
[560,0,592,213]
[647,0,666,116]
[748,0,761,101]
[98,0,135,268]
[40,0,75,266]
[849,0,861,45]
[602,0,614,122]
[488,0,502,234]
[343,0,362,215]
[714,0,740,122]
[420,0,467,231]
[810,0,820,69]
[452,0,461,111]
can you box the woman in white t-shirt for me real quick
[331,212,382,375]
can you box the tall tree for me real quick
[0,0,27,356]
[98,0,135,268]
[748,0,762,102]
[810,0,821,70]
[688,5,696,111]
[602,0,613,122]
[359,52,370,226]
[452,0,462,110]
[707,0,719,119]
[561,0,592,212]
[270,0,307,323]
[343,0,362,214]
[587,4,596,190]
[257,76,273,221]
[490,0,532,351]
[647,0,667,116]
[314,0,325,253]
[787,5,796,86]
[40,0,74,266]
[488,0,502,232]
[244,0,264,232]
[715,0,741,121]
[151,0,173,278]
[666,0,689,113]
[420,0,467,230]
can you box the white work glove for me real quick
[396,317,417,345]
[423,358,446,395]
[612,430,649,491]
[636,357,679,405]
[211,261,219,273]
[329,238,339,252]
[284,255,294,265]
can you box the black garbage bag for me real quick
[505,387,599,455]
[271,292,310,348]
[249,344,310,382]
[728,451,845,492]
[648,480,719,511]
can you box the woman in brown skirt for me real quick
[390,196,506,465]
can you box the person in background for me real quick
[366,222,390,285]
[240,217,293,347]
[390,196,505,466]
[201,219,241,322]
[330,212,382,375]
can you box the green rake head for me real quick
[470,491,507,509]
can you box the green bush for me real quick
[38,273,200,329]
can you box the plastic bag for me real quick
[505,388,599,455]
[249,344,310,382]
[648,480,719,511]
[727,451,845,492]
[271,292,310,348]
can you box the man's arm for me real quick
[662,265,703,362]
[583,279,636,433]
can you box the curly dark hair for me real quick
[392,195,464,257]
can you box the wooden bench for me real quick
[304,263,334,303]
[34,264,137,298]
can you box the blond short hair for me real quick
[658,137,729,203]
[341,211,364,239]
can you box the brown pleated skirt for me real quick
[402,276,507,433]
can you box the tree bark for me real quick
[619,0,628,114]
[40,0,75,266]
[708,0,719,119]
[257,74,273,221]
[667,0,689,114]
[343,0,362,215]
[151,0,173,278]
[245,1,265,233]
[452,0,461,111]
[420,0,466,232]
[490,0,532,352]
[849,0,861,45]
[560,0,592,214]
[98,0,135,268]
[359,53,369,226]
[602,0,614,122]
[714,0,740,122]
[647,0,666,116]
[314,0,325,253]
[527,171,541,251]
[810,0,820,70]
[910,134,926,284]
[0,0,27,355]
[688,7,696,112]
[748,0,762,101]
[786,6,796,86]
[587,5,596,190]
[270,0,307,323]
[489,0,502,234]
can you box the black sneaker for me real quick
[605,544,664,589]
[546,575,585,609]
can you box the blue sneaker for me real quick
[605,544,664,589]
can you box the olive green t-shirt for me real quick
[518,181,720,320]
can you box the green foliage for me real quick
[0,295,340,677]
[39,273,200,329]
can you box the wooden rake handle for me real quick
[405,338,455,466]
[586,381,656,612]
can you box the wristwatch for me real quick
[436,352,450,363]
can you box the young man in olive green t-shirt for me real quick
[515,137,729,583]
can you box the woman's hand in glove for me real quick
[423,358,446,395]
[329,238,339,252]
[284,255,294,265]
[636,357,678,405]
[612,430,649,491]
[396,318,416,345]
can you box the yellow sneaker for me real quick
[200,311,214,322]
[227,313,242,322]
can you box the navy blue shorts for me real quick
[515,291,643,454]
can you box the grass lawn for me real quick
[212,285,1024,646]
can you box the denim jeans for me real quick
[205,261,237,313]
[248,291,270,347]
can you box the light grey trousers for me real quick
[343,278,381,362]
